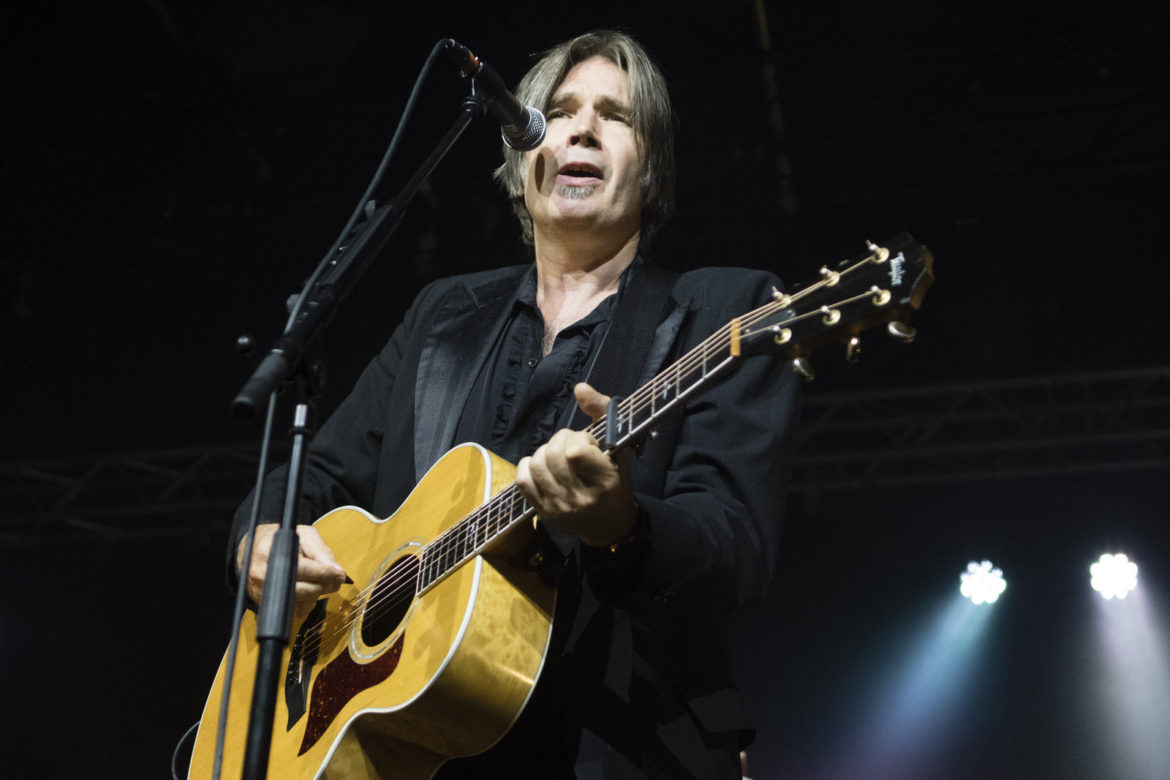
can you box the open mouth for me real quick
[557,162,603,180]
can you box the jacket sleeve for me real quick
[582,269,801,617]
[224,279,441,588]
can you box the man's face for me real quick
[523,57,643,244]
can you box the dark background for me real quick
[4,1,1168,777]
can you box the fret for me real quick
[433,542,443,584]
[496,496,508,536]
[483,501,496,543]
[419,548,430,590]
[488,500,500,541]
[630,397,647,438]
[421,546,435,590]
[495,493,510,536]
[440,533,451,574]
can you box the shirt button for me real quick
[526,357,539,368]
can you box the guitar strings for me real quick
[305,256,885,651]
[588,286,890,446]
[298,486,531,656]
[414,255,888,581]
[296,255,887,655]
[300,467,541,654]
[312,259,885,648]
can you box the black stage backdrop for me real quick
[4,2,1168,777]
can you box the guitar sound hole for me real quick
[361,554,419,647]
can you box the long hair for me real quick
[493,30,675,247]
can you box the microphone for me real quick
[443,39,546,151]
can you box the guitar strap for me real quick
[567,260,678,432]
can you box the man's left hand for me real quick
[515,382,637,547]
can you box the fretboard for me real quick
[415,320,747,594]
[412,233,927,594]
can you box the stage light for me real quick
[959,560,1006,605]
[1090,553,1138,600]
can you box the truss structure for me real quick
[0,445,276,547]
[792,366,1170,494]
[3,368,1167,547]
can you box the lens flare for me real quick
[1090,553,1138,600]
[959,560,1006,605]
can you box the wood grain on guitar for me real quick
[188,234,933,779]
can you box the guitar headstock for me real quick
[737,232,934,373]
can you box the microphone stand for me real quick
[232,92,487,780]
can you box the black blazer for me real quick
[230,262,800,778]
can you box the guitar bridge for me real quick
[285,599,326,730]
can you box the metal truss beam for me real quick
[0,445,279,548]
[3,367,1168,547]
[792,366,1170,494]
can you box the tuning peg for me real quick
[846,336,861,364]
[887,321,917,343]
[866,240,890,263]
[792,357,815,381]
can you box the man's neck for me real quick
[534,228,639,299]
[531,228,640,354]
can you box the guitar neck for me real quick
[416,232,933,593]
[416,324,745,593]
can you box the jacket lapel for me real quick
[640,296,688,386]
[412,269,525,477]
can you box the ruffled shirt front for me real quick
[452,263,621,464]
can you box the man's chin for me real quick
[554,183,599,200]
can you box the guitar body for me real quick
[189,233,934,778]
[189,443,556,779]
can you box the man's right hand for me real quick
[237,524,348,619]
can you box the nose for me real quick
[568,110,600,148]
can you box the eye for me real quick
[547,108,569,120]
[603,112,628,123]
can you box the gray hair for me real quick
[493,30,675,247]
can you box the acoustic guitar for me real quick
[189,233,933,779]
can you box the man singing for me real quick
[232,29,798,778]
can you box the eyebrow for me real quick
[548,90,631,116]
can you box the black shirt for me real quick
[439,262,636,778]
[453,263,621,461]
